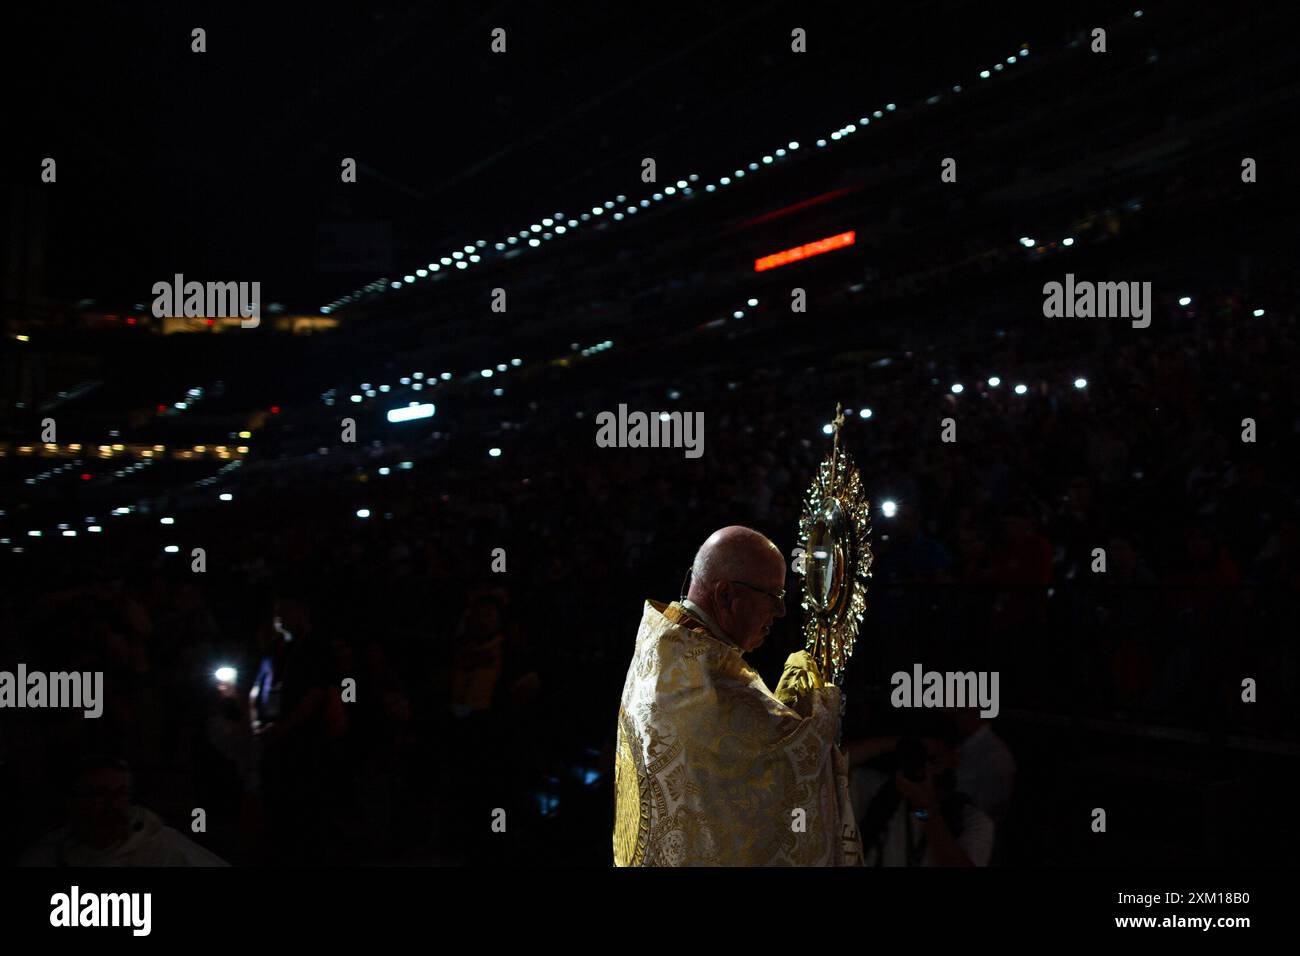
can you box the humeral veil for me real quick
[614,600,862,866]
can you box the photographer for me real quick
[856,715,994,867]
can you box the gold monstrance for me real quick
[796,404,873,686]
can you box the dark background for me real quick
[2,0,1298,866]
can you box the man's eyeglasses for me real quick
[680,567,787,608]
[729,580,786,608]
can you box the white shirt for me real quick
[20,807,229,867]
[864,800,994,867]
[957,725,1017,827]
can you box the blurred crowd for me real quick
[1,282,1295,866]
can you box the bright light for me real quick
[859,408,872,419]
[378,467,391,476]
[62,530,76,537]
[1178,296,1192,306]
[1014,384,1028,395]
[1062,237,1074,247]
[441,372,453,380]
[1074,378,1088,389]
[881,500,898,518]
[822,423,834,435]
[88,526,102,533]
[28,530,41,537]
[496,363,507,371]
[755,231,855,272]
[164,545,179,553]
[161,517,174,525]
[488,448,502,458]
[988,376,1001,387]
[214,667,237,683]
[220,493,233,501]
[356,509,371,519]
[511,358,522,366]
[747,298,758,307]
[481,369,494,377]
[951,383,964,394]
[1019,237,1034,247]
[386,403,436,423]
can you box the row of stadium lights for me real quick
[339,360,527,408]
[9,442,429,548]
[10,408,256,546]
[8,506,223,551]
[9,441,253,461]
[322,33,1055,314]
[322,25,1165,407]
[344,336,613,413]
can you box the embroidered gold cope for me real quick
[614,600,863,866]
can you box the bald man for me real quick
[613,526,862,866]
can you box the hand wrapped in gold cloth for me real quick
[773,650,826,716]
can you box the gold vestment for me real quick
[614,600,863,866]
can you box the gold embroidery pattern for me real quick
[614,600,863,866]
[613,710,651,867]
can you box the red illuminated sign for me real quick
[754,230,855,272]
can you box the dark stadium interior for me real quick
[3,1,1298,867]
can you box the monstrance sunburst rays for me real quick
[796,403,873,686]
